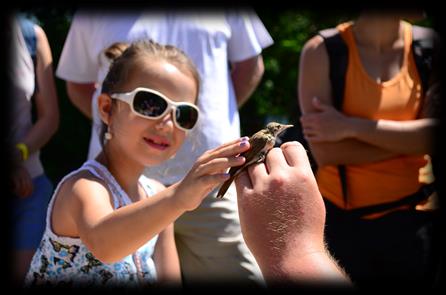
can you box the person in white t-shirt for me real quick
[56,9,273,285]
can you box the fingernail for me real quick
[221,173,231,179]
[241,136,249,142]
[240,141,248,147]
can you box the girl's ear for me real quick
[98,93,113,125]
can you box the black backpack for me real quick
[281,24,438,217]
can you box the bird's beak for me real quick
[278,124,294,135]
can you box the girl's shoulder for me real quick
[55,168,114,211]
[50,167,115,239]
[60,168,109,193]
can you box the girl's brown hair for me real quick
[99,39,201,146]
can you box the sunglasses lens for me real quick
[133,91,168,117]
[175,105,199,130]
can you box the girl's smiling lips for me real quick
[143,135,171,151]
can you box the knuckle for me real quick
[269,173,286,187]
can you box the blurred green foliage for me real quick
[17,8,435,185]
[240,9,354,135]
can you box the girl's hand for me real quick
[174,137,250,211]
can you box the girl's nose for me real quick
[154,109,175,132]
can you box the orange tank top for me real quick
[317,21,428,211]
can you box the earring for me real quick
[105,127,112,141]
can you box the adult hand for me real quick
[300,97,352,142]
[11,164,34,198]
[235,141,350,284]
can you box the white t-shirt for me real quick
[56,10,273,185]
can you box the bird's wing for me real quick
[226,132,267,177]
[216,132,269,198]
[243,132,271,164]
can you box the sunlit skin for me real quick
[49,54,251,277]
[102,60,197,168]
[51,59,196,237]
[94,59,198,203]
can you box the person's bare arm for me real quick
[12,25,59,198]
[21,25,59,155]
[150,179,181,286]
[231,55,264,108]
[298,35,397,167]
[301,98,438,155]
[345,117,437,155]
[235,142,351,285]
[153,223,182,286]
[66,81,97,119]
[55,138,251,263]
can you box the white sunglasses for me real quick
[110,87,199,131]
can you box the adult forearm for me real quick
[66,82,96,119]
[349,117,438,155]
[263,249,351,285]
[310,139,398,166]
[20,114,58,155]
[231,55,264,107]
[153,226,182,285]
[255,234,351,286]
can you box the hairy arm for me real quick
[297,35,398,166]
[235,142,351,285]
[231,55,265,108]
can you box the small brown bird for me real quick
[216,122,293,198]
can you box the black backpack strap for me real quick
[318,28,349,110]
[347,183,436,218]
[318,28,349,206]
[412,25,435,96]
[412,25,439,120]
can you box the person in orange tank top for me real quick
[298,10,440,287]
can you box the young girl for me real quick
[24,40,250,288]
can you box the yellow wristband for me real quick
[16,143,29,161]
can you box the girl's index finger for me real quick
[208,136,249,154]
[198,138,250,165]
[211,138,250,159]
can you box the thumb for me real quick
[312,97,329,111]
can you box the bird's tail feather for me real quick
[216,176,235,198]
